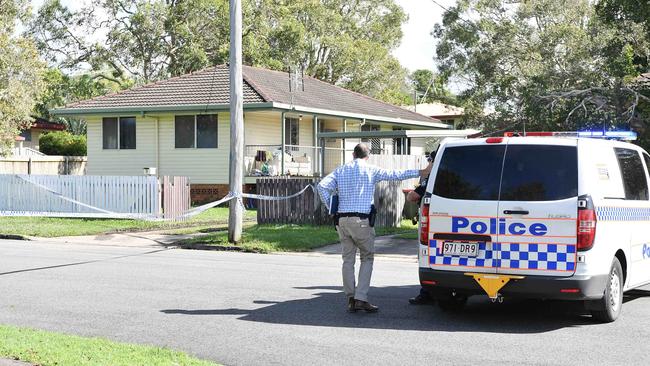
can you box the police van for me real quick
[418,131,650,322]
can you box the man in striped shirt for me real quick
[318,143,432,312]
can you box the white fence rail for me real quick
[0,175,188,220]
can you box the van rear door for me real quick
[426,141,506,274]
[496,139,578,277]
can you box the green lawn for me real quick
[0,324,218,366]
[0,207,256,238]
[179,220,417,253]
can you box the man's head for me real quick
[353,143,370,159]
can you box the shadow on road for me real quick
[158,285,650,333]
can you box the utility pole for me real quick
[228,0,243,243]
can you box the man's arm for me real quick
[317,171,338,211]
[374,162,433,182]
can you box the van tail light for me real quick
[577,195,596,251]
[420,197,430,246]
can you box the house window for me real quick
[103,117,136,150]
[19,129,32,142]
[284,117,299,150]
[175,114,218,149]
[361,123,381,154]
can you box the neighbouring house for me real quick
[12,117,66,155]
[52,64,453,203]
[405,102,465,129]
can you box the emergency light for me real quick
[503,131,637,141]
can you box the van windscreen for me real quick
[433,145,505,200]
[500,145,578,201]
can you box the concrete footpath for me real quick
[14,229,418,259]
[28,230,203,248]
[0,359,32,366]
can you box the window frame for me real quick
[614,147,649,201]
[174,114,218,149]
[102,117,137,150]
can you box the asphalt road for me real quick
[1,239,649,366]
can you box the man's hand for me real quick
[406,190,421,203]
[419,161,433,178]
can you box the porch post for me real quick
[280,111,285,175]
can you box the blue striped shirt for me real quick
[317,159,419,214]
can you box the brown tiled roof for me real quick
[62,66,265,110]
[57,64,440,124]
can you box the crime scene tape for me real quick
[11,175,317,221]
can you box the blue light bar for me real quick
[577,131,637,141]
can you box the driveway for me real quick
[0,238,649,366]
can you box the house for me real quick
[52,64,451,202]
[405,102,465,129]
[13,117,66,155]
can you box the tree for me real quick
[433,0,650,137]
[29,0,410,103]
[39,130,87,156]
[410,69,458,106]
[35,68,131,135]
[0,0,45,155]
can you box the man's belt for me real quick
[338,212,370,219]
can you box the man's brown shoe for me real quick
[347,297,356,313]
[354,299,379,313]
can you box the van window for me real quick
[643,153,650,182]
[433,145,505,200]
[500,145,578,201]
[615,148,649,200]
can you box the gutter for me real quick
[50,101,450,130]
[271,103,452,129]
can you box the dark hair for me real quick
[353,143,370,159]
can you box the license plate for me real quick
[442,242,479,257]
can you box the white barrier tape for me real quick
[176,184,315,219]
[241,184,315,201]
[9,177,315,221]
[177,192,237,220]
[14,175,155,220]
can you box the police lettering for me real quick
[452,217,548,236]
[643,244,650,259]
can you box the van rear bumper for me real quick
[419,268,607,300]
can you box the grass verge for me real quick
[0,324,218,366]
[0,207,256,238]
[178,220,417,253]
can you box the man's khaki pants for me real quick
[337,216,375,302]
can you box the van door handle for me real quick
[503,210,529,215]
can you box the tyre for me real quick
[437,292,468,312]
[590,257,623,323]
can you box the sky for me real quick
[30,0,456,73]
[393,0,457,73]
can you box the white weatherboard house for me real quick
[52,65,451,202]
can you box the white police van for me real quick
[418,131,650,322]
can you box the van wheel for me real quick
[590,257,623,323]
[438,293,468,312]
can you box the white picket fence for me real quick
[0,174,189,220]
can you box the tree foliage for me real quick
[0,0,45,155]
[433,0,650,139]
[39,130,87,156]
[28,0,411,103]
[410,69,458,106]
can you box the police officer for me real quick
[406,150,437,305]
[318,143,432,312]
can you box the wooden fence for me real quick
[162,176,191,220]
[0,156,87,175]
[256,155,428,227]
[256,177,327,225]
[0,174,189,220]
